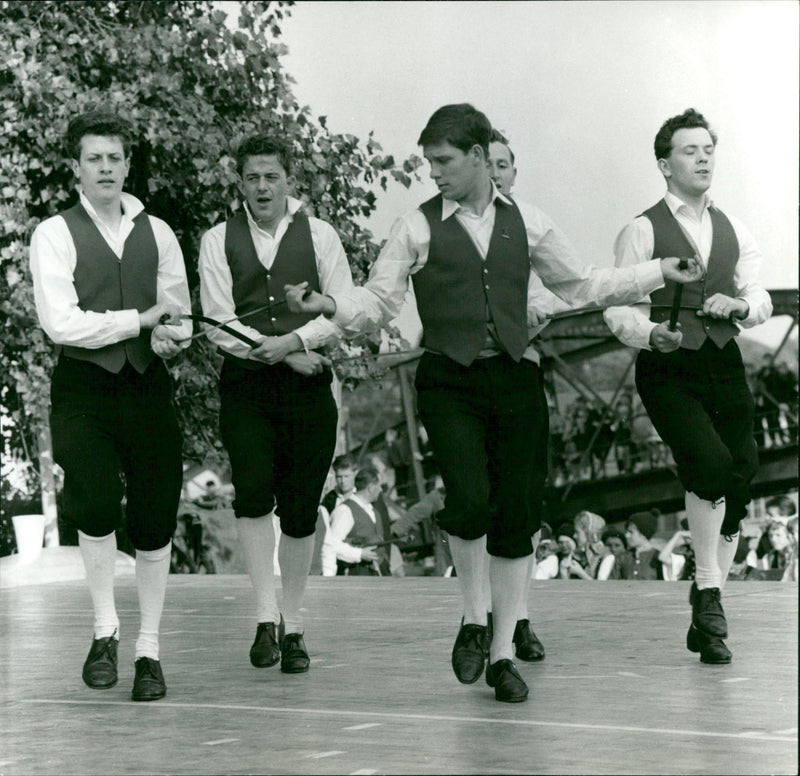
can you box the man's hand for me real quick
[284,351,331,376]
[140,302,181,330]
[660,257,704,284]
[649,321,683,353]
[249,333,303,364]
[697,293,748,320]
[284,282,336,315]
[151,323,185,359]
[360,547,379,563]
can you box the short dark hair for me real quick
[601,526,627,549]
[332,453,356,471]
[417,103,492,156]
[653,108,717,160]
[490,128,515,165]
[355,467,380,491]
[235,134,292,177]
[66,109,133,160]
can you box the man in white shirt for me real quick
[604,108,773,665]
[286,103,702,703]
[322,467,384,576]
[30,109,191,702]
[198,134,354,675]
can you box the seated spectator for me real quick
[657,520,696,581]
[556,529,584,579]
[322,467,388,577]
[534,539,560,580]
[747,520,794,580]
[624,509,670,580]
[602,526,633,579]
[754,494,798,561]
[570,511,616,580]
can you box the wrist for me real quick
[322,294,337,318]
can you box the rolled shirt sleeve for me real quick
[323,503,363,566]
[198,205,354,359]
[30,194,191,348]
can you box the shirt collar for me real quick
[79,190,144,222]
[243,195,303,232]
[350,492,374,512]
[664,189,712,217]
[440,180,510,220]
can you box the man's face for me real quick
[71,134,130,208]
[659,127,715,200]
[625,523,645,549]
[239,154,291,230]
[334,466,356,495]
[487,141,516,195]
[423,141,485,202]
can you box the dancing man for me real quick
[286,103,702,702]
[604,108,772,663]
[198,134,353,674]
[30,109,191,701]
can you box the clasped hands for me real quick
[144,302,184,360]
[249,332,331,376]
[649,292,749,353]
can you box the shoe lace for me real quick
[136,658,159,680]
[96,629,118,659]
[283,633,303,652]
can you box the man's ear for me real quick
[657,157,671,179]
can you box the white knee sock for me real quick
[518,554,534,621]
[448,535,488,626]
[685,491,725,590]
[278,533,314,634]
[237,515,279,625]
[78,530,119,640]
[717,532,740,591]
[490,554,531,663]
[135,542,171,661]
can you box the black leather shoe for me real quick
[451,622,488,684]
[513,619,545,662]
[485,659,529,702]
[280,632,310,673]
[82,634,118,689]
[692,586,728,638]
[249,622,280,668]
[131,657,167,701]
[686,624,732,664]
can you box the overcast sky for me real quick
[222,0,799,343]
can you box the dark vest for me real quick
[644,199,739,350]
[223,210,321,367]
[60,203,158,374]
[414,195,530,366]
[342,497,390,574]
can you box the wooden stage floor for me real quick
[1,576,796,775]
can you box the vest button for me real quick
[483,268,489,274]
[270,317,277,323]
[269,296,275,302]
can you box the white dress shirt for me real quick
[198,197,354,359]
[321,493,378,575]
[603,191,773,350]
[331,183,666,364]
[30,191,191,347]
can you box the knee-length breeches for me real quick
[50,356,183,551]
[635,339,758,532]
[219,359,338,538]
[415,353,548,559]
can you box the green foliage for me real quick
[0,0,421,507]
